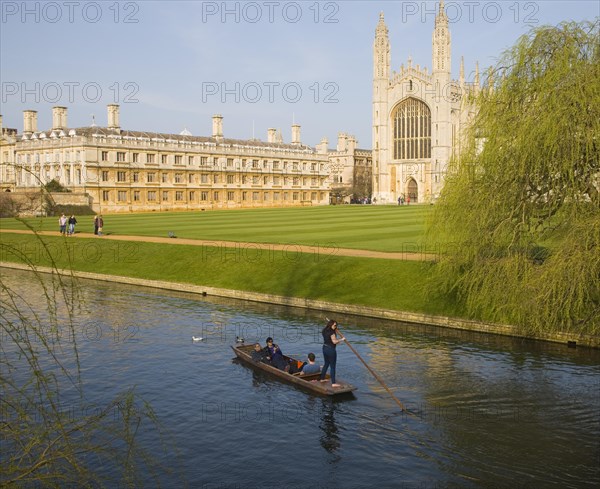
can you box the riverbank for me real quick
[0,230,455,315]
[2,260,597,348]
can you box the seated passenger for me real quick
[265,337,287,370]
[251,343,267,362]
[300,353,321,375]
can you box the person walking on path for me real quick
[97,215,104,236]
[319,319,346,387]
[67,215,77,236]
[93,215,99,235]
[58,214,67,235]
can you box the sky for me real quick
[1,0,598,148]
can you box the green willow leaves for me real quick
[428,21,600,335]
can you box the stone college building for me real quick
[1,1,480,211]
[372,0,479,204]
[1,105,331,213]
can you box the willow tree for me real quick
[428,21,600,335]
[1,228,173,485]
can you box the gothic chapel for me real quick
[372,1,480,203]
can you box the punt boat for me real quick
[231,343,357,396]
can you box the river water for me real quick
[2,267,599,488]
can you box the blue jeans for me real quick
[320,344,337,384]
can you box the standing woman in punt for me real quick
[319,319,346,387]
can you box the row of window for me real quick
[16,168,82,185]
[104,170,324,186]
[14,168,325,188]
[18,151,81,164]
[17,152,326,172]
[102,151,323,171]
[102,190,324,203]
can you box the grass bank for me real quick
[0,232,462,317]
[0,205,432,253]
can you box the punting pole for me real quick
[327,318,413,416]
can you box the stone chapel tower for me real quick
[372,0,477,204]
[431,0,453,199]
[372,12,390,200]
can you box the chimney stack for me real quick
[107,104,120,131]
[316,137,329,155]
[291,124,301,145]
[212,114,223,140]
[23,110,38,135]
[337,133,348,152]
[267,128,277,143]
[347,135,357,152]
[52,106,67,130]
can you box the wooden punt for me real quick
[231,343,357,396]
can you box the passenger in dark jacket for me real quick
[265,337,287,370]
[251,343,267,362]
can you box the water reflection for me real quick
[250,366,274,389]
[240,357,345,462]
[319,399,341,459]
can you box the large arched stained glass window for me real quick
[392,98,431,160]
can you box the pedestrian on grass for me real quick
[67,215,77,236]
[97,215,104,236]
[59,213,67,235]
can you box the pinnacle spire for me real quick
[374,11,390,80]
[375,11,388,36]
[432,0,450,74]
[435,0,448,26]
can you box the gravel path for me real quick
[0,229,437,261]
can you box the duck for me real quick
[235,336,245,343]
[192,336,204,342]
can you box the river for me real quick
[1,267,599,488]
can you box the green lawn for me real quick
[0,205,433,252]
[0,232,462,317]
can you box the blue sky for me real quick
[1,1,598,147]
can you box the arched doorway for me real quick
[406,178,418,203]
